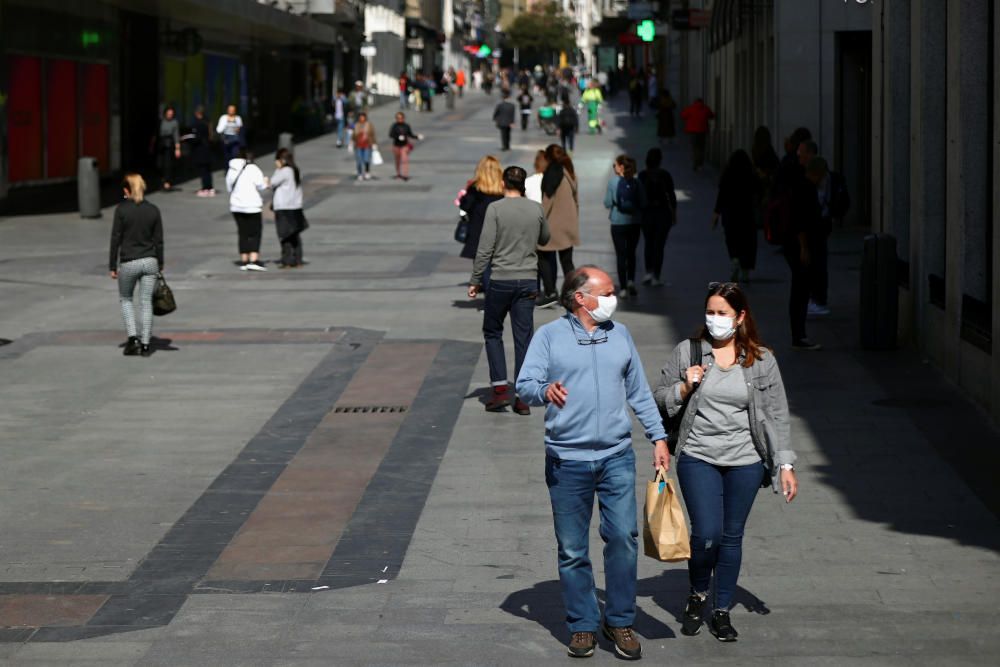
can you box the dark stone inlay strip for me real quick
[314,341,481,588]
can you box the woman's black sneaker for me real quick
[140,344,152,357]
[709,610,738,642]
[680,593,707,636]
[123,337,141,356]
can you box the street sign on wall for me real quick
[360,42,376,57]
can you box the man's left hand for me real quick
[652,440,670,472]
[468,284,479,298]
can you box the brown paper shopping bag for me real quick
[643,469,691,562]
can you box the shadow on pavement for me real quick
[500,572,769,645]
[602,94,1000,554]
[115,336,179,354]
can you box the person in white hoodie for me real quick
[270,148,308,268]
[226,149,269,271]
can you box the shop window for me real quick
[7,56,43,182]
[80,64,109,171]
[45,59,78,179]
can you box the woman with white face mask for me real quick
[652,282,798,643]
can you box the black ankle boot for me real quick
[123,337,141,356]
[680,594,707,636]
[709,609,738,642]
[140,343,152,357]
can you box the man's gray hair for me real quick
[560,265,603,310]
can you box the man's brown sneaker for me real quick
[602,623,641,660]
[484,385,511,412]
[567,631,596,658]
[512,397,531,415]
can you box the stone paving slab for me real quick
[0,89,999,665]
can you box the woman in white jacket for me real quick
[226,149,269,271]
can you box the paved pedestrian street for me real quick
[0,93,998,666]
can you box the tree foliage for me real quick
[505,2,577,55]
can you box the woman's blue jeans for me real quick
[545,447,638,632]
[354,147,372,175]
[676,453,766,610]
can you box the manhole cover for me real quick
[333,405,408,414]
[871,397,950,409]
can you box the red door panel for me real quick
[80,63,109,172]
[7,56,43,182]
[45,59,78,179]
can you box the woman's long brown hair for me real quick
[700,282,766,367]
[545,144,575,180]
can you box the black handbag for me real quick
[454,213,469,244]
[153,272,177,316]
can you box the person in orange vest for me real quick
[455,68,467,98]
[680,98,716,171]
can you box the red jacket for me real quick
[680,101,715,134]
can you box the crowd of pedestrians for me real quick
[101,59,840,664]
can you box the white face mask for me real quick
[705,314,737,340]
[583,293,618,323]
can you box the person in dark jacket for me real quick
[459,155,506,289]
[712,150,761,282]
[772,126,811,197]
[638,148,677,287]
[158,107,181,191]
[109,174,163,357]
[518,86,533,131]
[783,158,825,351]
[191,106,214,197]
[558,93,579,151]
[493,92,516,151]
[388,112,422,181]
[656,89,677,142]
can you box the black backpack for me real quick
[662,338,702,453]
[616,177,640,215]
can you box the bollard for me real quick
[859,233,899,350]
[77,157,101,218]
[278,132,294,152]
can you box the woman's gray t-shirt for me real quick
[683,363,762,466]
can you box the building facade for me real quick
[700,0,872,228]
[0,0,364,204]
[872,0,1000,421]
[364,1,407,95]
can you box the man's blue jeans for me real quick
[336,118,345,145]
[676,453,766,610]
[482,278,535,384]
[545,447,638,632]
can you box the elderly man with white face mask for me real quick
[515,265,667,661]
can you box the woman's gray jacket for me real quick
[653,338,796,493]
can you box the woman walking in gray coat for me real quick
[653,282,798,642]
[270,148,308,268]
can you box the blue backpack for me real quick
[616,177,639,215]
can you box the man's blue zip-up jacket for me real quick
[516,313,667,461]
